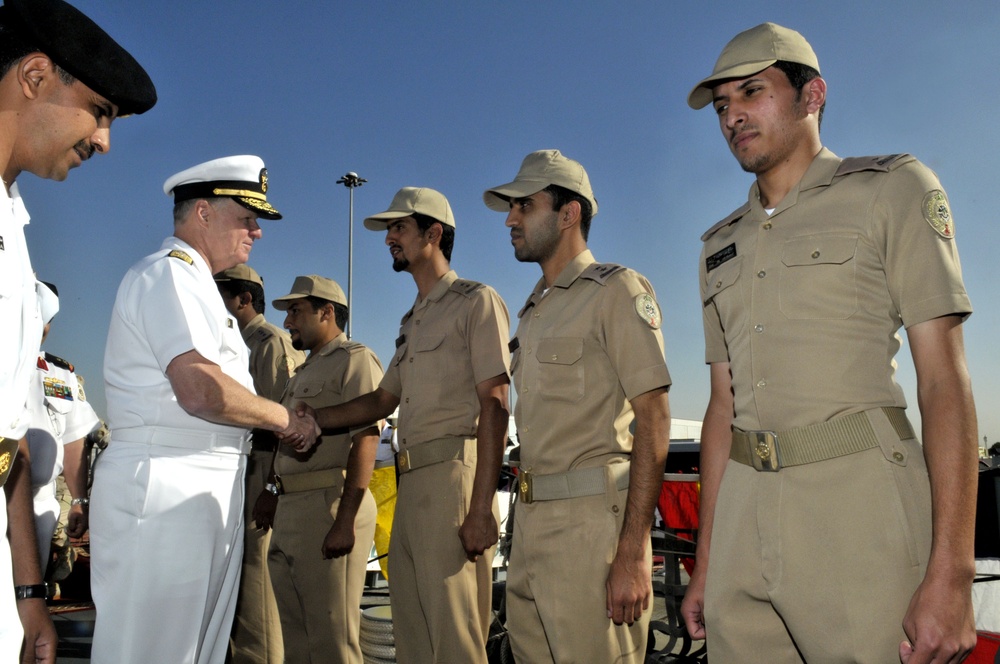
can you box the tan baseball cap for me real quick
[483,149,598,217]
[272,275,347,310]
[687,22,820,110]
[363,187,455,230]
[213,264,263,287]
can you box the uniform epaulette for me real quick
[835,154,913,176]
[253,327,273,343]
[701,203,750,242]
[43,352,74,373]
[450,279,485,297]
[167,249,194,264]
[580,263,626,285]
[338,339,368,355]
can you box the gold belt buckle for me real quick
[397,449,411,474]
[518,471,533,504]
[749,431,781,471]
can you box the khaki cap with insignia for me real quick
[272,275,347,310]
[213,264,264,287]
[0,0,156,115]
[483,149,598,217]
[363,187,455,230]
[163,155,282,220]
[687,22,820,110]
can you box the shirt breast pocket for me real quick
[536,338,585,403]
[704,257,744,331]
[780,235,859,320]
[291,379,331,403]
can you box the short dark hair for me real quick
[774,60,824,128]
[413,213,454,262]
[305,296,349,331]
[218,279,265,315]
[543,184,593,241]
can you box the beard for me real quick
[513,214,560,263]
[392,255,409,272]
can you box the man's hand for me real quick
[322,517,356,559]
[66,503,87,539]
[899,572,976,664]
[605,544,651,626]
[458,507,498,562]
[17,598,56,664]
[680,565,708,640]
[252,490,278,531]
[278,407,320,453]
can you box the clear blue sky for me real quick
[21,0,1000,444]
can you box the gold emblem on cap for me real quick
[260,168,268,194]
[922,189,954,239]
[634,293,662,329]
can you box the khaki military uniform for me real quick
[269,333,382,663]
[507,249,671,663]
[231,313,305,664]
[699,149,971,662]
[380,270,510,664]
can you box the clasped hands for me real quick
[277,405,320,452]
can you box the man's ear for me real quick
[803,76,827,115]
[238,292,252,309]
[558,200,582,231]
[17,53,56,101]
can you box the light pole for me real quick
[336,171,366,339]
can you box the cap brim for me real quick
[271,293,308,311]
[482,180,549,212]
[363,211,412,231]
[236,197,282,220]
[687,59,777,109]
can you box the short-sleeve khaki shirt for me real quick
[242,313,306,402]
[379,271,510,450]
[511,250,672,474]
[699,149,972,431]
[277,334,383,475]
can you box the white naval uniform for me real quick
[0,182,43,658]
[26,352,99,572]
[92,236,254,664]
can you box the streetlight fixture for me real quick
[336,171,367,339]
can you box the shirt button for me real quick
[754,324,764,333]
[757,270,766,278]
[763,222,772,230]
[405,398,410,403]
[415,320,421,325]
[811,250,820,259]
[409,358,413,363]
[715,280,722,288]
[756,380,767,388]
[533,312,540,318]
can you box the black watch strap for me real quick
[14,584,47,600]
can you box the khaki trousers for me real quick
[389,441,498,664]
[507,485,650,663]
[230,447,283,663]
[269,472,377,664]
[704,435,932,663]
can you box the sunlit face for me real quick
[711,66,808,175]
[203,199,262,270]
[21,73,118,182]
[384,217,428,273]
[504,191,560,264]
[283,298,323,352]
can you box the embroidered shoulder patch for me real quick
[922,190,954,239]
[634,293,662,329]
[168,249,194,264]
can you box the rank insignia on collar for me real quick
[634,293,662,329]
[922,190,954,239]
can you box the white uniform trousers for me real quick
[32,480,59,575]
[90,441,246,664]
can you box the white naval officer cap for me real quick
[163,155,283,220]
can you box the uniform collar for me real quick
[748,147,841,217]
[521,249,595,316]
[304,332,348,364]
[404,270,458,323]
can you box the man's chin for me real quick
[392,258,409,273]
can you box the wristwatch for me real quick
[14,584,47,600]
[264,482,280,496]
[71,497,89,506]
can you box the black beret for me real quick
[1,0,156,115]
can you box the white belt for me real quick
[112,426,250,454]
